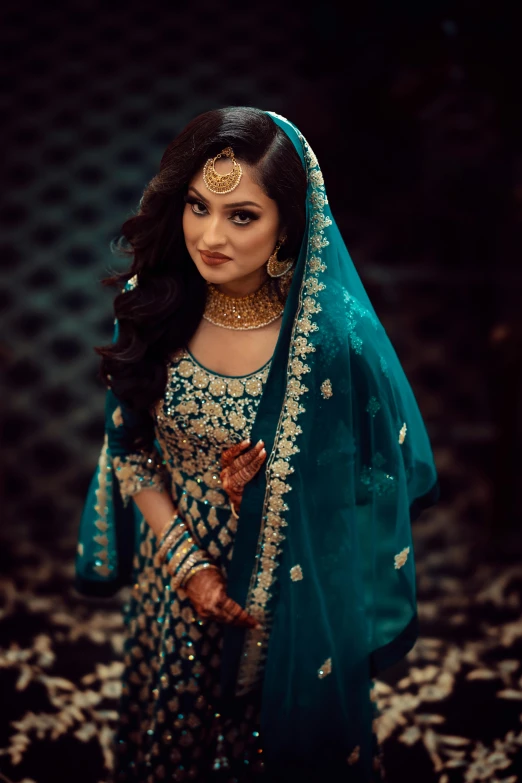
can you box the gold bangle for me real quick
[157,511,181,546]
[181,562,220,588]
[154,521,186,566]
[171,551,203,590]
[165,537,195,575]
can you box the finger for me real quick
[221,439,251,468]
[227,447,266,486]
[219,469,242,503]
[232,450,267,486]
[231,441,265,471]
[218,597,260,629]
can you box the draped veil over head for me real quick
[75,110,439,781]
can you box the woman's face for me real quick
[182,158,282,294]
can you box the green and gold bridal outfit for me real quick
[75,111,439,782]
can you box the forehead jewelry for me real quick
[202,146,243,194]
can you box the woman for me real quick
[75,107,439,783]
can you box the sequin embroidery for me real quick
[320,379,333,399]
[394,546,410,569]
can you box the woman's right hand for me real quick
[184,566,260,630]
[220,439,267,514]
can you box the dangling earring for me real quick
[267,236,294,278]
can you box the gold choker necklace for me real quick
[203,279,286,330]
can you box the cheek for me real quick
[182,208,199,244]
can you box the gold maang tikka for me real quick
[202,146,243,194]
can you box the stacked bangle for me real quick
[157,511,183,547]
[170,551,219,591]
[154,513,186,568]
[153,510,217,591]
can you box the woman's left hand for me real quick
[220,439,267,514]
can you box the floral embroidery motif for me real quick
[289,565,303,581]
[318,657,332,679]
[360,465,397,497]
[366,396,381,417]
[380,356,389,377]
[394,546,410,569]
[112,405,123,428]
[343,290,378,355]
[347,745,360,765]
[320,379,333,399]
[113,452,167,508]
[154,351,271,510]
[236,116,332,696]
[399,422,407,444]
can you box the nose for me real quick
[202,215,228,249]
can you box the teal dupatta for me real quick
[222,113,439,779]
[75,111,439,781]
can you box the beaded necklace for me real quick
[202,278,287,331]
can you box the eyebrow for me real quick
[188,186,263,210]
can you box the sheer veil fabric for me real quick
[220,111,439,779]
[75,110,439,781]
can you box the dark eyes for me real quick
[183,195,258,226]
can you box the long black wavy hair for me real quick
[95,107,307,413]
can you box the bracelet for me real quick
[154,519,187,567]
[157,511,182,547]
[165,535,198,575]
[181,561,221,589]
[170,550,207,591]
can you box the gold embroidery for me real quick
[347,745,360,765]
[394,546,410,569]
[318,657,332,679]
[113,452,167,507]
[399,422,407,444]
[92,434,113,577]
[320,379,333,399]
[155,350,270,510]
[237,119,331,695]
[289,565,303,581]
[111,405,123,427]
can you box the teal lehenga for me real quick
[75,111,439,782]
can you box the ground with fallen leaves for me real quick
[1,443,522,783]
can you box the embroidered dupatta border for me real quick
[235,119,331,694]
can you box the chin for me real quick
[193,258,238,283]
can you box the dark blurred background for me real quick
[1,1,522,781]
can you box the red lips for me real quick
[199,250,231,259]
[199,250,232,266]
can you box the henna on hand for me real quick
[220,439,267,510]
[184,567,259,629]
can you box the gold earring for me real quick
[267,237,294,278]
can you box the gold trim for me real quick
[235,119,332,695]
[92,434,113,578]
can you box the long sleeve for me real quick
[105,385,169,508]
